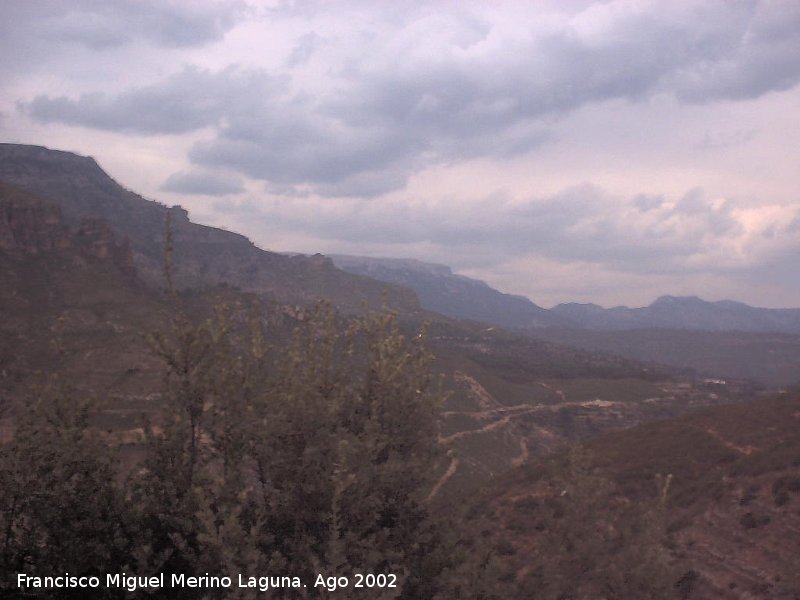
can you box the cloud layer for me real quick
[3,0,800,306]
[2,0,243,51]
[18,1,800,197]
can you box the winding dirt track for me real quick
[429,373,569,500]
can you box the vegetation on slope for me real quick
[0,300,459,599]
[463,391,800,598]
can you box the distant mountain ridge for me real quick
[331,254,566,329]
[551,295,800,334]
[332,253,800,334]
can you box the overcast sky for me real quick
[2,0,799,308]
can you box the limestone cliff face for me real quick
[0,181,135,276]
[0,143,421,314]
[75,217,136,276]
[0,181,72,253]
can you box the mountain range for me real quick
[332,255,800,387]
[4,142,751,501]
[552,295,800,334]
[332,254,800,334]
[2,142,799,597]
[0,143,418,315]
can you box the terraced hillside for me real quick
[462,391,800,598]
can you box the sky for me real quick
[1,0,799,308]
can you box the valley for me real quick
[1,143,797,598]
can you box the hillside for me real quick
[0,143,419,314]
[533,327,800,388]
[464,391,800,598]
[331,254,563,328]
[0,182,168,444]
[0,153,751,500]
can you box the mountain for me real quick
[0,181,166,409]
[542,297,800,387]
[331,254,564,328]
[552,295,800,334]
[0,143,418,314]
[332,252,800,335]
[1,144,755,500]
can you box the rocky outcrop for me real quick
[0,181,72,253]
[75,217,136,277]
[0,181,136,276]
[0,144,420,314]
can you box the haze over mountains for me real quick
[332,254,800,387]
[332,254,800,334]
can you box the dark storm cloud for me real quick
[161,169,244,196]
[16,0,800,197]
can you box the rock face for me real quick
[74,218,136,277]
[0,181,136,276]
[0,182,72,253]
[0,143,419,314]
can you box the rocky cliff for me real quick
[0,143,419,314]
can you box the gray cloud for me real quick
[286,32,324,68]
[2,0,244,50]
[15,1,800,198]
[216,185,784,281]
[188,108,421,195]
[22,66,280,135]
[672,1,800,102]
[161,169,244,196]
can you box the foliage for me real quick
[129,298,452,598]
[0,372,129,598]
[461,444,691,600]
[0,290,456,598]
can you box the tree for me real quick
[0,370,129,599]
[330,310,447,598]
[127,296,454,598]
[492,445,687,599]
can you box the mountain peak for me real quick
[650,295,706,308]
[330,253,562,329]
